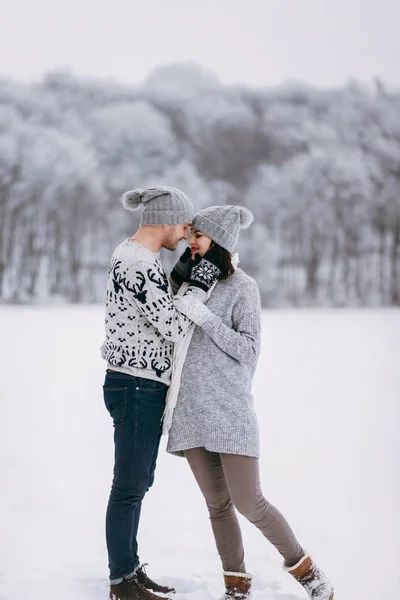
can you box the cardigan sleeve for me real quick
[200,309,260,365]
[176,278,261,365]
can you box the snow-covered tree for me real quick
[0,69,399,306]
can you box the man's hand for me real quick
[170,247,198,286]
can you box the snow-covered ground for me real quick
[1,307,399,600]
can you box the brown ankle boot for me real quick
[135,564,175,594]
[285,555,334,599]
[110,575,171,600]
[222,572,252,599]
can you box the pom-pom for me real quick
[121,189,143,211]
[238,206,254,229]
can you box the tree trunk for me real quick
[390,222,400,305]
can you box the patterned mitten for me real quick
[189,246,223,292]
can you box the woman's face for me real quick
[189,228,213,258]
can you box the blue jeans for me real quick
[103,370,168,581]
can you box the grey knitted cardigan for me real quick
[167,268,262,458]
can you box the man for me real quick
[101,186,220,600]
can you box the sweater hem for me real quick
[167,441,260,458]
[167,425,259,458]
[106,362,171,386]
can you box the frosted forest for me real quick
[1,64,399,306]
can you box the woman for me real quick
[167,205,334,600]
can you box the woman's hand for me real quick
[189,246,223,292]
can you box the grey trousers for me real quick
[185,448,304,573]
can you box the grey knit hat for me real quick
[121,186,194,225]
[192,205,254,252]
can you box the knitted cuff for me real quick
[174,294,213,326]
[186,286,207,301]
[200,312,221,333]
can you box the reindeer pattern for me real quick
[104,250,183,380]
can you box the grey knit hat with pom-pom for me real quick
[192,205,254,252]
[121,186,194,226]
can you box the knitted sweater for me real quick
[102,239,193,385]
[166,268,262,458]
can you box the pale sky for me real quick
[2,0,400,88]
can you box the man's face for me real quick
[162,223,191,251]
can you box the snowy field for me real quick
[1,307,399,600]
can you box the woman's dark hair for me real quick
[213,243,235,281]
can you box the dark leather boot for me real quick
[109,575,171,600]
[136,564,175,595]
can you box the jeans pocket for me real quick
[135,378,166,393]
[103,386,128,425]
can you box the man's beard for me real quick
[162,236,180,251]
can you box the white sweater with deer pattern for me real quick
[101,239,194,385]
